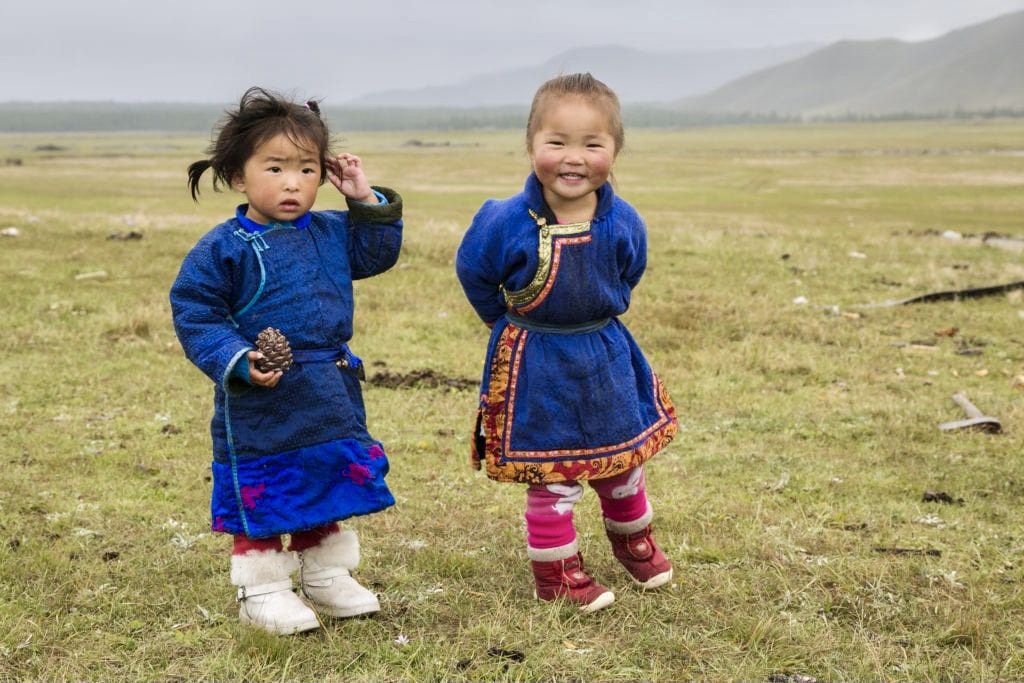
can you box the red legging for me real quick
[232,522,341,554]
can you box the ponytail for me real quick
[187,158,214,202]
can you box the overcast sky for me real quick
[3,0,1024,103]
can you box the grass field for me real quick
[2,121,1024,681]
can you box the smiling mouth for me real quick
[559,173,586,181]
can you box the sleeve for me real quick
[455,200,508,324]
[345,185,403,280]
[169,235,255,396]
[618,207,648,290]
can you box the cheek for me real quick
[531,153,560,177]
[591,154,614,177]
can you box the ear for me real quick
[230,173,246,193]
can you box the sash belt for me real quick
[290,348,343,363]
[505,312,610,335]
[290,345,365,380]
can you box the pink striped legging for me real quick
[525,466,650,558]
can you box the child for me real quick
[456,73,678,612]
[170,87,403,634]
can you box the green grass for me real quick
[2,121,1024,681]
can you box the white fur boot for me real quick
[231,550,320,635]
[299,529,380,618]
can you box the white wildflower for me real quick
[914,513,944,527]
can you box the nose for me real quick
[282,171,301,191]
[564,146,585,164]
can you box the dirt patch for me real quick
[369,368,477,391]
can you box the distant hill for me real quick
[0,101,802,133]
[345,43,820,107]
[677,9,1024,116]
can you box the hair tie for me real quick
[305,100,321,117]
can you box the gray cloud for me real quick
[4,0,1024,101]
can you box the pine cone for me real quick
[254,327,293,373]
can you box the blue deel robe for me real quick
[170,188,402,538]
[455,174,676,484]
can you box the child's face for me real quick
[528,96,616,215]
[232,133,321,225]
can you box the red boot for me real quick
[606,524,673,589]
[530,552,614,613]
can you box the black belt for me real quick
[505,312,610,334]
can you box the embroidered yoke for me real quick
[456,175,677,484]
[170,189,402,537]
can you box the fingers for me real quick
[246,351,282,388]
[325,169,343,190]
[324,153,372,200]
[334,153,362,168]
[251,368,282,388]
[324,153,361,170]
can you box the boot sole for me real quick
[240,614,321,635]
[580,590,615,613]
[632,567,673,590]
[534,589,615,613]
[311,601,380,619]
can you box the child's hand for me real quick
[247,351,283,388]
[325,153,377,204]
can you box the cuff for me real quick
[603,504,654,534]
[526,539,579,562]
[346,186,403,225]
[223,347,253,396]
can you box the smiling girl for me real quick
[455,73,678,612]
[171,87,403,634]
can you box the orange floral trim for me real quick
[469,323,678,484]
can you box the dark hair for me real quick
[526,73,624,156]
[187,87,331,201]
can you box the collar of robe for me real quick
[235,204,313,233]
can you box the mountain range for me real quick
[345,43,820,107]
[676,8,1024,116]
[349,10,1024,117]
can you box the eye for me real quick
[268,166,281,173]
[587,142,605,149]
[302,167,317,174]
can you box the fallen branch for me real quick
[873,546,941,557]
[855,279,1024,308]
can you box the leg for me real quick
[230,533,320,635]
[525,482,614,613]
[289,523,379,618]
[588,466,652,529]
[289,522,341,552]
[589,467,673,589]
